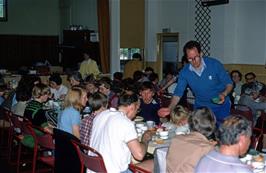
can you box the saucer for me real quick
[160,136,169,140]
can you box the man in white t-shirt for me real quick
[90,93,153,173]
[49,73,68,100]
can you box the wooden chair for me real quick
[71,140,107,173]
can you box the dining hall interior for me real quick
[0,0,266,172]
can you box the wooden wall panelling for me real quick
[0,35,59,70]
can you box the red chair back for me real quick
[71,140,107,173]
[251,128,263,151]
[129,163,152,173]
[34,126,55,168]
[231,104,253,126]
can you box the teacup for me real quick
[146,121,155,129]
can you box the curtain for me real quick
[97,0,110,73]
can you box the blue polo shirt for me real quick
[174,57,232,123]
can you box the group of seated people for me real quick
[229,70,266,123]
[0,66,263,173]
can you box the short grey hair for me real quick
[218,115,252,145]
[188,107,216,139]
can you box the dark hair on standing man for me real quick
[183,40,202,54]
[118,93,139,107]
[188,107,216,139]
[218,115,252,145]
[49,73,62,85]
[88,92,108,112]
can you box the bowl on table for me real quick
[136,123,145,128]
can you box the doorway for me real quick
[156,33,179,80]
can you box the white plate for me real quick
[160,136,169,140]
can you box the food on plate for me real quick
[253,155,264,162]
[155,139,164,144]
[148,127,156,132]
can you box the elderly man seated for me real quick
[195,115,252,173]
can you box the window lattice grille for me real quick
[195,0,211,56]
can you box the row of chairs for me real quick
[231,104,266,151]
[3,108,54,173]
[0,108,150,173]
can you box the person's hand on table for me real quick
[158,107,171,117]
[141,130,153,143]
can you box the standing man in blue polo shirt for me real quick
[159,40,233,125]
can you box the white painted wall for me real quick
[0,0,60,35]
[211,0,266,65]
[145,0,195,62]
[144,0,266,66]
[71,0,98,31]
[0,0,97,37]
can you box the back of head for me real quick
[188,107,216,139]
[170,105,189,125]
[218,115,251,145]
[32,83,50,99]
[64,86,86,111]
[98,77,112,90]
[84,74,96,84]
[49,73,62,85]
[88,92,108,112]
[133,70,144,82]
[145,67,154,73]
[148,73,159,83]
[132,53,142,61]
[113,72,123,81]
[68,71,83,83]
[118,93,139,107]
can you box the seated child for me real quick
[139,81,161,124]
[162,105,190,135]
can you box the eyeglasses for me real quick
[188,56,200,62]
[246,77,254,81]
